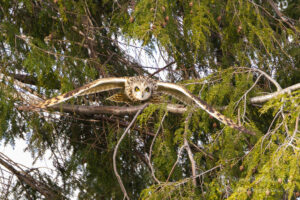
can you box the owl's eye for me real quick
[135,87,140,92]
[145,87,150,92]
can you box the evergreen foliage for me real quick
[0,0,299,199]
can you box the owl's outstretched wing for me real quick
[157,82,255,135]
[35,77,127,108]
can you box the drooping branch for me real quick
[266,0,299,34]
[240,67,282,90]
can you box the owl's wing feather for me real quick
[157,82,255,135]
[36,77,127,108]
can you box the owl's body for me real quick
[33,76,255,135]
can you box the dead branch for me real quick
[183,112,197,186]
[19,103,156,136]
[150,61,176,77]
[0,153,63,199]
[18,103,187,115]
[250,83,300,103]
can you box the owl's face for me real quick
[131,82,152,101]
[125,76,156,102]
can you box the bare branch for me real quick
[113,103,148,200]
[250,83,300,103]
[234,73,263,110]
[183,112,197,186]
[150,61,176,77]
[0,153,63,199]
[148,112,167,184]
[18,103,187,115]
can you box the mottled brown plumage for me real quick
[32,76,255,135]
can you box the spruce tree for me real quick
[0,0,299,199]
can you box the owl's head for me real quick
[125,76,156,101]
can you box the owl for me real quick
[33,76,255,135]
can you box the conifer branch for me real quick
[286,114,299,151]
[93,115,155,136]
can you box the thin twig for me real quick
[148,112,167,184]
[166,145,186,183]
[234,74,263,110]
[189,142,214,160]
[286,114,299,151]
[0,153,62,199]
[113,103,148,200]
[150,61,176,77]
[237,67,282,90]
[173,164,222,187]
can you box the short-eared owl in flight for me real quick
[34,76,255,135]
